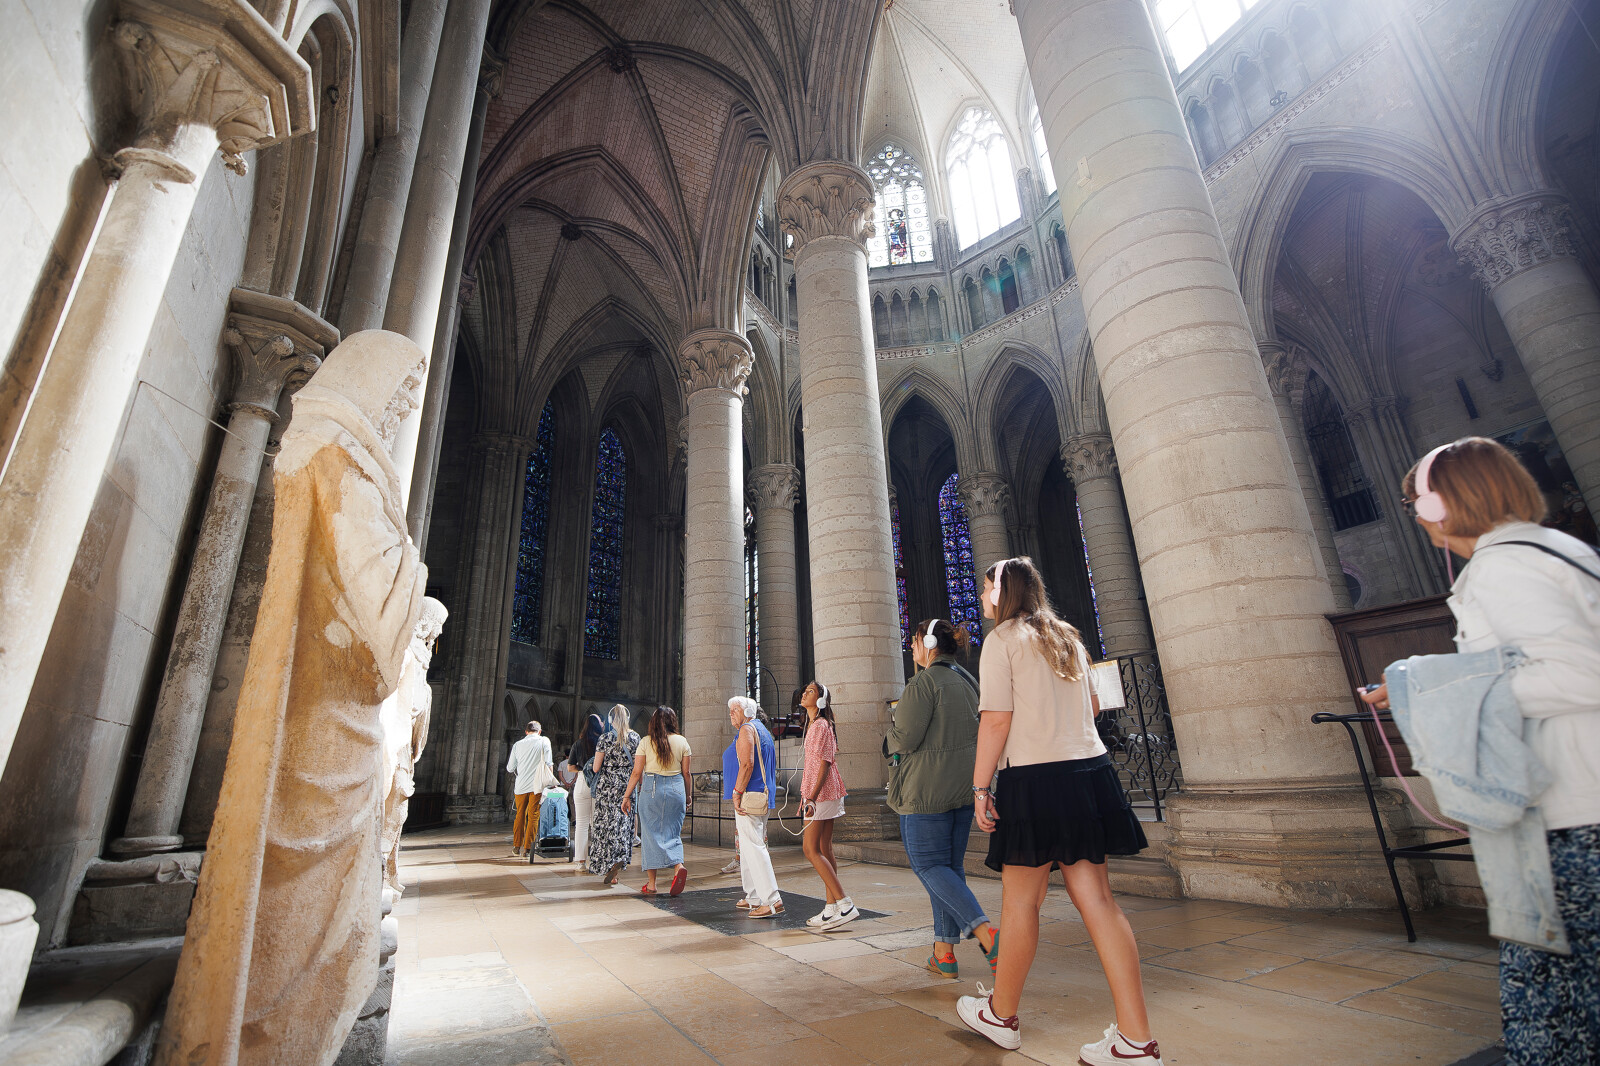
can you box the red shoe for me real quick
[640,884,657,895]
[669,866,687,897]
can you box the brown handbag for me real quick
[738,724,771,815]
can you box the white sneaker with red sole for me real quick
[1078,1022,1163,1065]
[955,984,1021,1051]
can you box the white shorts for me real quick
[804,797,845,822]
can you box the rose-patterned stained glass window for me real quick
[938,473,983,644]
[865,144,935,268]
[891,496,910,647]
[511,401,555,644]
[583,427,626,659]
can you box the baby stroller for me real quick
[529,784,572,862]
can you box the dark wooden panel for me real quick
[1327,595,1457,776]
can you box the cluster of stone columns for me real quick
[1060,435,1157,656]
[748,464,803,713]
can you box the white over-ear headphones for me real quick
[816,684,829,710]
[1413,443,1452,524]
[989,560,1006,607]
[922,621,940,649]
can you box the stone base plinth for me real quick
[1165,786,1436,909]
[445,793,505,824]
[833,790,901,843]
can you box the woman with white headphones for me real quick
[798,680,856,929]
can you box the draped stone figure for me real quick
[379,597,447,893]
[155,331,430,1066]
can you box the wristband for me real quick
[972,786,990,796]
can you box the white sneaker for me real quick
[820,900,858,931]
[956,984,1020,1051]
[1078,1022,1163,1065]
[720,857,741,875]
[807,903,839,928]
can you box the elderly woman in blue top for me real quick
[725,696,783,917]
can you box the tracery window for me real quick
[937,473,983,644]
[1156,0,1262,71]
[891,496,910,647]
[947,107,1021,249]
[583,427,626,659]
[745,508,759,699]
[865,144,934,268]
[1302,372,1379,530]
[511,401,554,644]
[1029,103,1056,195]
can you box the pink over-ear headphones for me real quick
[1413,444,1453,524]
[989,560,1006,607]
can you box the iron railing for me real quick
[1098,652,1183,820]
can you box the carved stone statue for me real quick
[155,331,430,1066]
[379,596,447,893]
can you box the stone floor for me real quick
[388,824,1505,1066]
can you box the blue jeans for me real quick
[900,808,989,942]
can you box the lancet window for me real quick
[583,427,627,659]
[511,402,554,644]
[947,107,1021,248]
[938,473,983,643]
[865,144,934,268]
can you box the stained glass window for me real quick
[511,402,554,644]
[891,496,910,647]
[1155,0,1262,71]
[583,427,626,659]
[938,474,983,644]
[865,144,934,268]
[1077,501,1106,657]
[947,108,1021,249]
[745,508,759,699]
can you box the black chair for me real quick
[1311,710,1474,942]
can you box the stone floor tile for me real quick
[810,1004,1033,1065]
[1344,989,1503,1042]
[778,938,882,963]
[1146,942,1303,982]
[1316,946,1457,977]
[812,952,952,993]
[716,1033,875,1066]
[1389,969,1501,1013]
[1241,959,1402,1002]
[511,963,648,1023]
[1138,915,1287,950]
[550,1010,718,1064]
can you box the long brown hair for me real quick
[805,681,836,736]
[984,556,1086,681]
[647,705,678,764]
[912,617,972,657]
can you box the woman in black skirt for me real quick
[954,557,1162,1064]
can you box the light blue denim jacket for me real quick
[1385,646,1570,954]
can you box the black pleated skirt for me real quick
[984,753,1148,872]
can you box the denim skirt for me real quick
[638,773,686,870]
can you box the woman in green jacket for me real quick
[887,618,999,980]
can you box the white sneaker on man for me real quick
[720,856,741,875]
[956,984,1020,1051]
[807,903,839,928]
[1077,1022,1163,1065]
[820,898,859,930]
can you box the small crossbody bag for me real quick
[738,724,772,815]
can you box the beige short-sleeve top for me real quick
[977,618,1106,769]
[642,733,692,775]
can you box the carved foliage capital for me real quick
[677,329,754,396]
[112,5,309,177]
[224,289,337,414]
[1258,341,1309,401]
[749,464,801,511]
[957,473,1013,520]
[776,162,877,258]
[1061,434,1117,482]
[1451,193,1577,290]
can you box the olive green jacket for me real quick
[885,657,980,814]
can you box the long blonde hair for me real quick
[606,704,631,747]
[984,556,1086,681]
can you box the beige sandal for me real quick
[747,902,785,919]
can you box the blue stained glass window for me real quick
[511,402,554,644]
[938,474,983,644]
[891,497,910,646]
[583,427,626,659]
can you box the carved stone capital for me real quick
[457,272,478,308]
[1061,434,1118,482]
[776,161,877,259]
[478,47,507,99]
[1259,341,1309,402]
[654,512,684,534]
[677,328,754,396]
[1451,193,1578,290]
[113,2,313,177]
[224,288,337,415]
[957,472,1013,521]
[468,431,533,462]
[749,464,801,512]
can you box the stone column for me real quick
[385,0,494,507]
[0,8,309,773]
[336,0,448,334]
[441,432,529,819]
[1261,342,1351,611]
[677,331,754,760]
[956,472,1013,586]
[1452,192,1600,513]
[1060,435,1154,657]
[749,464,802,713]
[1344,398,1444,597]
[778,162,904,789]
[408,53,503,549]
[1020,0,1382,905]
[111,292,331,857]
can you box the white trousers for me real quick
[572,773,594,862]
[736,809,781,906]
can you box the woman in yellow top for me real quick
[622,705,692,896]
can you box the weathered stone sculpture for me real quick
[379,597,447,893]
[155,331,429,1066]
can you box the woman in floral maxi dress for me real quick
[586,704,638,884]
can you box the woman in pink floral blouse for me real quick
[799,681,856,929]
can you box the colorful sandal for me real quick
[640,884,657,895]
[926,951,959,979]
[669,866,687,897]
[984,929,1001,975]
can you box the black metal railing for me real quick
[686,770,735,847]
[1099,652,1183,820]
